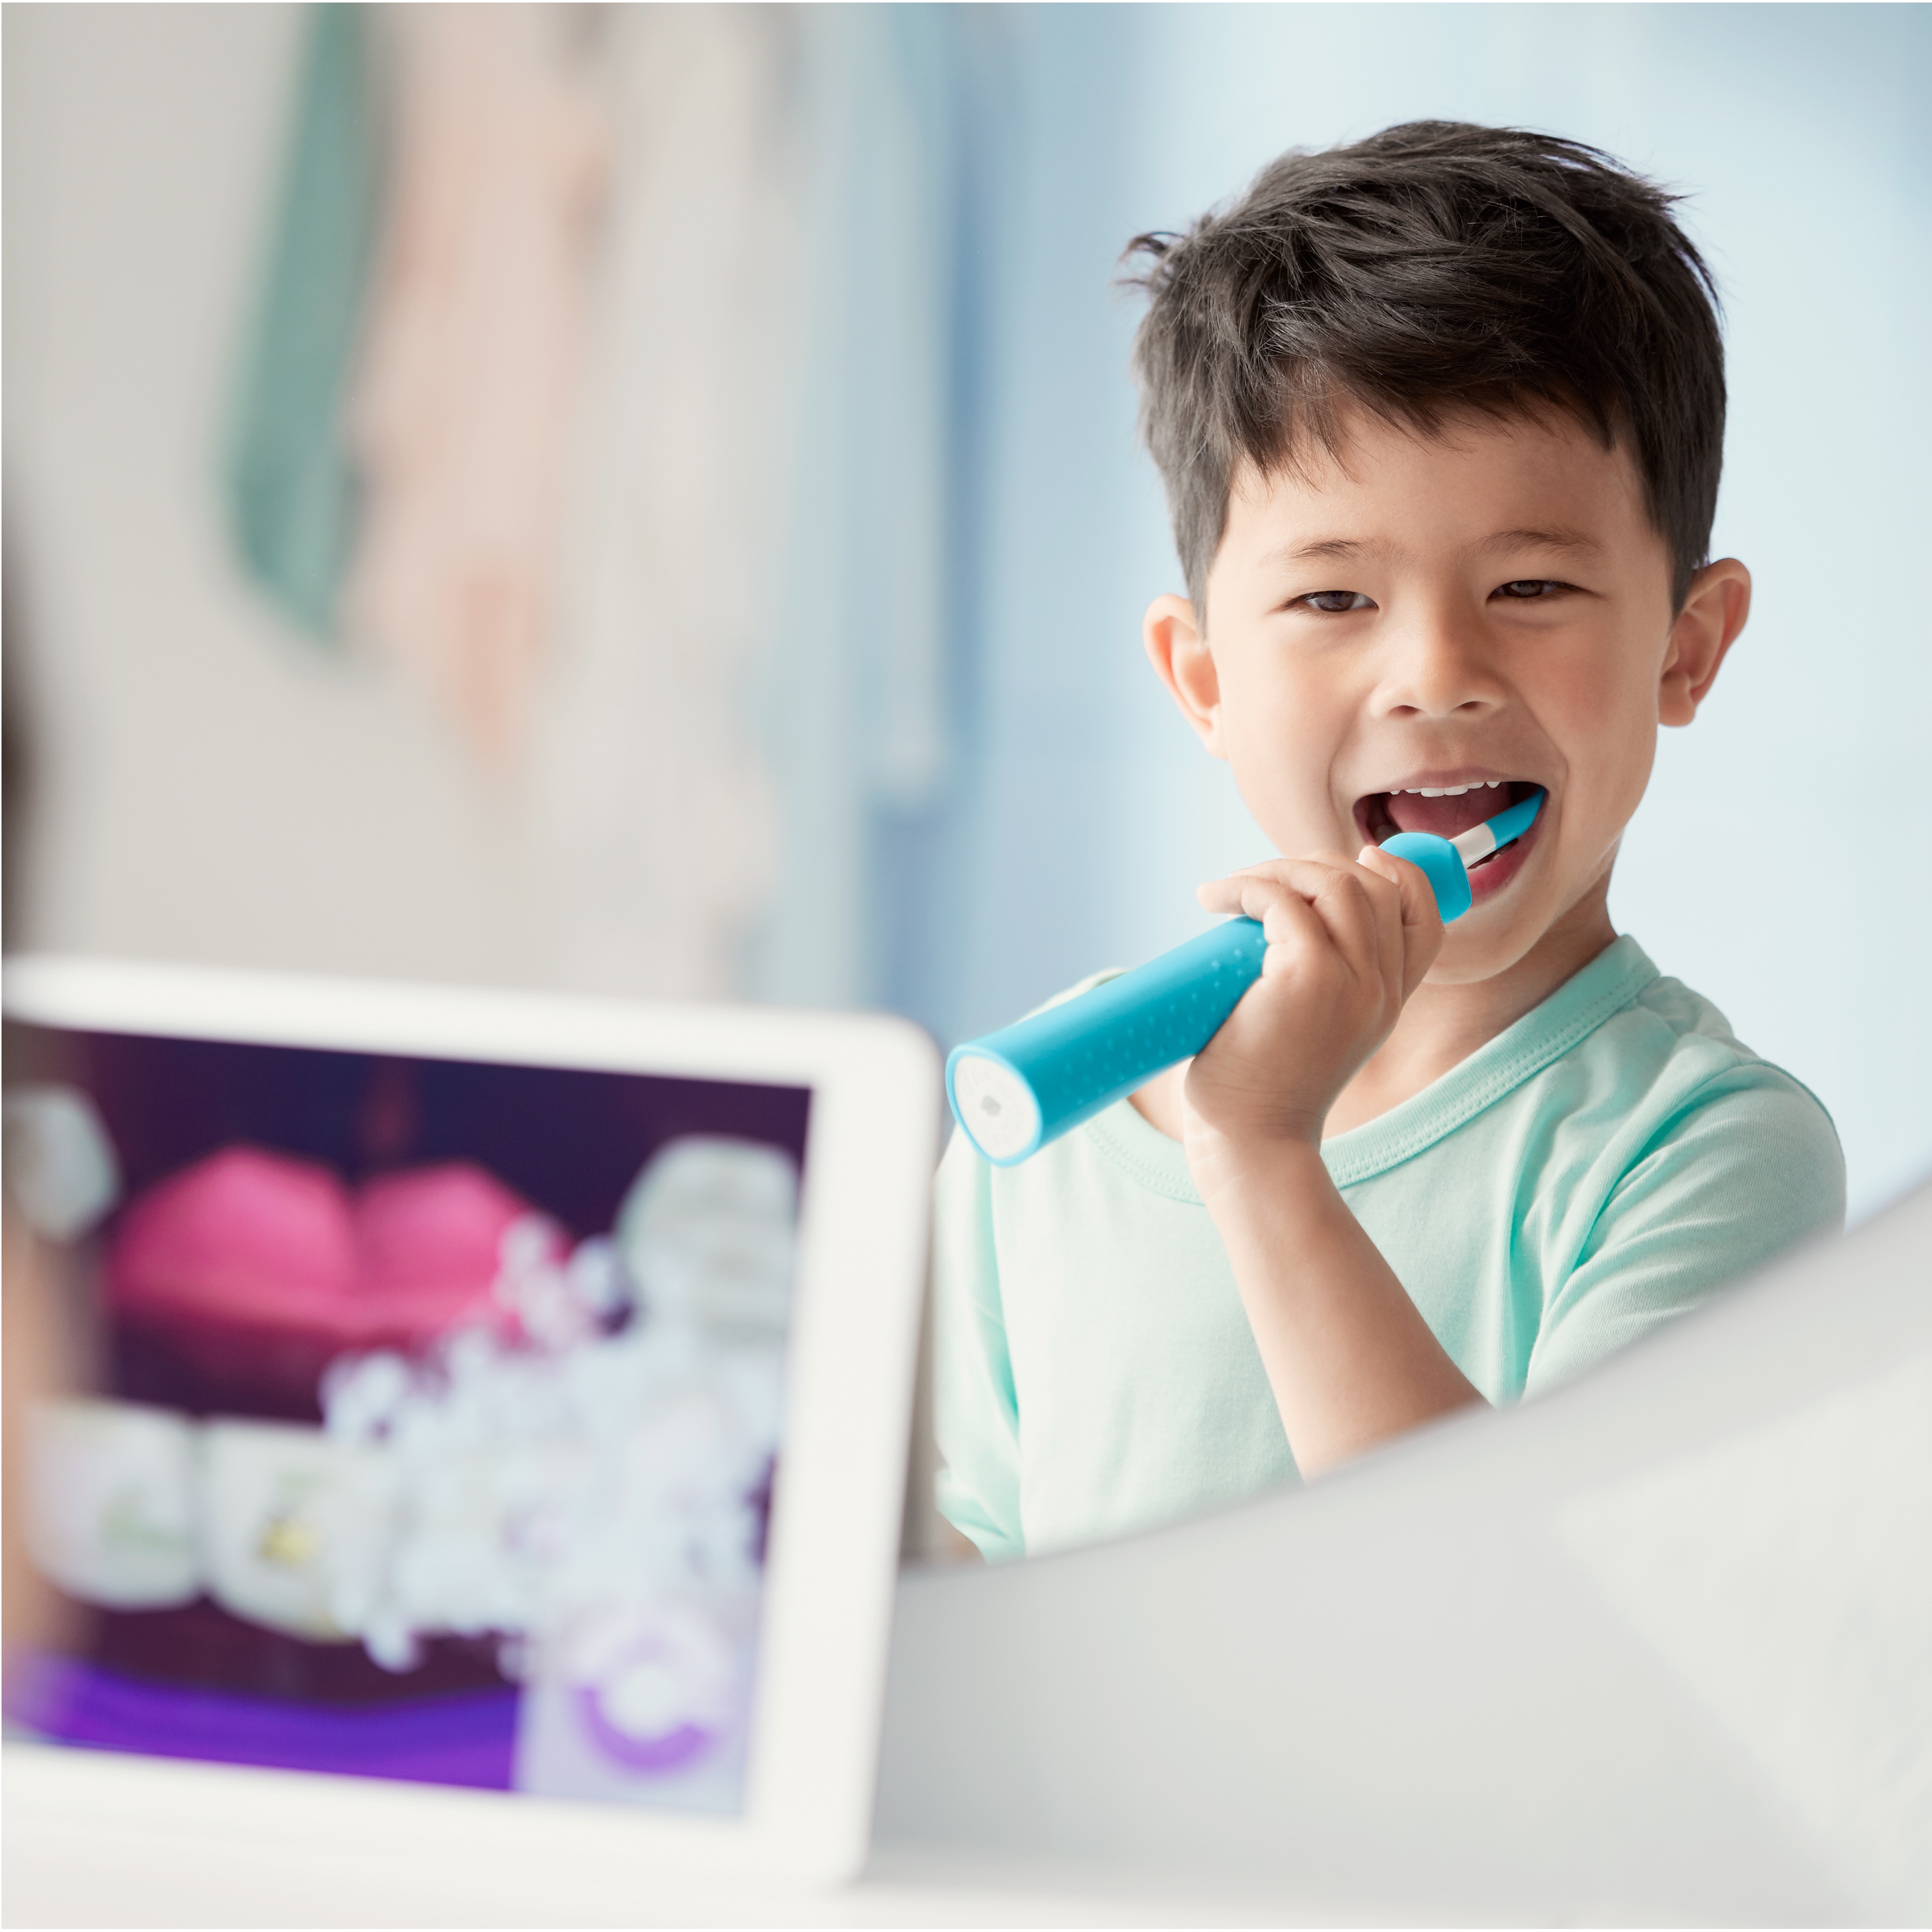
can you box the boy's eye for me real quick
[1494,579,1568,600]
[1298,590,1374,613]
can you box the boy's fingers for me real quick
[1222,860,1386,993]
[1251,882,1326,967]
[1197,858,1302,912]
[1219,872,1332,962]
[1202,853,1377,909]
[1223,872,1303,936]
[1358,845,1445,996]
[1204,855,1414,1000]
[1210,853,1408,954]
[1302,864,1388,988]
[1335,852,1408,995]
[1355,844,1436,930]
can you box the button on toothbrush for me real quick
[946,787,1546,1166]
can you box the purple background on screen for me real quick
[8,1654,518,1789]
[6,1022,812,1242]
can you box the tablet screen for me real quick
[4,1021,811,1819]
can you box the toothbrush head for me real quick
[1379,829,1473,921]
[1379,786,1546,924]
[1451,785,1546,865]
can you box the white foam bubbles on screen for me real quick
[3,1083,122,1241]
[315,1138,799,1751]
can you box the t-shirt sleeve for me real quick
[1525,1067,1845,1395]
[929,1126,1026,1560]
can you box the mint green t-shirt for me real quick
[933,935,1845,1561]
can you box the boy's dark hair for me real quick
[1126,121,1725,616]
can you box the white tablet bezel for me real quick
[2,954,941,1888]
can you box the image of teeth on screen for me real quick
[2,1028,810,1814]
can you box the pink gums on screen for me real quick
[107,1147,545,1374]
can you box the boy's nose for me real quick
[1374,615,1505,719]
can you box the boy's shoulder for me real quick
[1597,950,1836,1133]
[1489,941,1844,1270]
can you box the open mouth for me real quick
[1355,777,1545,873]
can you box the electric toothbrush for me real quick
[946,787,1546,1165]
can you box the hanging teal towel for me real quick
[224,4,380,642]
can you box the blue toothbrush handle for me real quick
[948,791,1543,1166]
[945,919,1268,1166]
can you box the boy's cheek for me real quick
[1541,671,1662,814]
[1221,707,1354,848]
[1572,692,1661,819]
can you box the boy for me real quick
[933,122,1844,1562]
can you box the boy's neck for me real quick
[1323,880,1618,1138]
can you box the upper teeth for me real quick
[1394,780,1504,797]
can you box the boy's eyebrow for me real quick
[1264,526,1604,570]
[1265,537,1382,566]
[1478,526,1603,555]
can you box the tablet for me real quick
[2,956,940,1887]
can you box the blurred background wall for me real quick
[6,3,1929,1222]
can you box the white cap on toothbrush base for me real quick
[949,1051,1041,1163]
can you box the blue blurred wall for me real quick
[7,5,1925,1219]
[921,3,1932,1224]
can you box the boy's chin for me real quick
[1429,861,1615,985]
[1425,925,1531,985]
[1429,885,1555,983]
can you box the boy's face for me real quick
[1145,406,1750,984]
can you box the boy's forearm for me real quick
[1200,1142,1483,1476]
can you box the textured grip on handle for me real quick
[945,918,1268,1166]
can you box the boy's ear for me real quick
[1144,593,1227,757]
[1659,558,1751,727]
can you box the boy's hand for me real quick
[1184,846,1442,1182]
